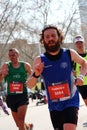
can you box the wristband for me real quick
[32,72,40,78]
[77,74,84,80]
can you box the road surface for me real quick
[0,95,87,130]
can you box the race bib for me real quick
[10,82,23,93]
[48,81,70,101]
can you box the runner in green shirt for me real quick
[0,48,33,130]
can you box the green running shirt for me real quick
[5,61,28,95]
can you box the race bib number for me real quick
[48,81,70,101]
[10,82,23,93]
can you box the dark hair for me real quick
[40,25,64,44]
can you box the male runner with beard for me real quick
[26,25,87,130]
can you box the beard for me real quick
[44,40,60,53]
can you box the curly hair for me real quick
[40,25,64,44]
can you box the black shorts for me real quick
[6,93,29,112]
[77,85,87,99]
[50,107,78,130]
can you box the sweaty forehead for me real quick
[44,28,57,34]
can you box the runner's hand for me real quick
[75,77,84,86]
[34,62,44,76]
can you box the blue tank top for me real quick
[41,48,79,111]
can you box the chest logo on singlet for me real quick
[61,62,68,68]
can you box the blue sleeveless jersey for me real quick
[41,48,79,111]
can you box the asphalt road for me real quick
[0,95,87,130]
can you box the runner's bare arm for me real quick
[24,62,32,75]
[26,56,44,89]
[0,63,8,81]
[70,49,87,75]
[70,49,87,86]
